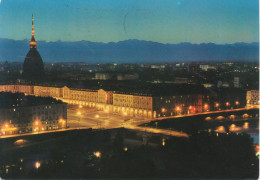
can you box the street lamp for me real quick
[33,120,41,132]
[162,138,166,146]
[59,118,66,129]
[4,123,9,129]
[204,104,209,111]
[95,114,101,128]
[94,151,101,158]
[35,161,41,169]
[175,106,181,115]
[161,108,166,113]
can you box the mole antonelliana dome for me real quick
[23,14,44,81]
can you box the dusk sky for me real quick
[0,0,258,44]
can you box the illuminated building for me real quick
[246,90,259,107]
[23,14,44,81]
[0,84,246,118]
[0,92,67,135]
[113,93,153,117]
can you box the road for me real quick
[67,104,150,129]
[0,105,258,139]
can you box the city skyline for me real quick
[0,0,258,44]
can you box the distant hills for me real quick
[0,38,258,63]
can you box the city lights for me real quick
[35,161,41,169]
[94,151,101,158]
[243,122,249,129]
[0,3,258,178]
[5,123,9,128]
[162,138,166,146]
[35,121,39,126]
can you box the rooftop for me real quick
[0,92,65,109]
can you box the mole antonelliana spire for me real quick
[30,14,37,49]
[23,14,45,82]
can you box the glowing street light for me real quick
[35,161,41,169]
[124,147,128,151]
[35,121,39,126]
[215,103,219,108]
[59,118,66,128]
[4,123,9,128]
[204,104,208,109]
[235,101,240,105]
[162,138,166,146]
[161,108,166,113]
[94,151,101,158]
[175,106,181,111]
[226,102,230,106]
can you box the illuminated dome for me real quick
[22,14,44,81]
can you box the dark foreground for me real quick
[0,128,258,179]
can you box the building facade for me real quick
[0,92,67,135]
[0,84,246,119]
[246,90,259,107]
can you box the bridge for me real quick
[155,107,259,121]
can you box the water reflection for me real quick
[216,116,225,120]
[243,122,249,129]
[14,139,28,145]
[214,122,251,133]
[229,124,241,132]
[215,126,225,133]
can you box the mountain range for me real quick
[0,38,258,63]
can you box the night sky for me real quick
[0,0,258,44]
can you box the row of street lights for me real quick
[161,101,240,114]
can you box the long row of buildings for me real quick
[0,84,250,119]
